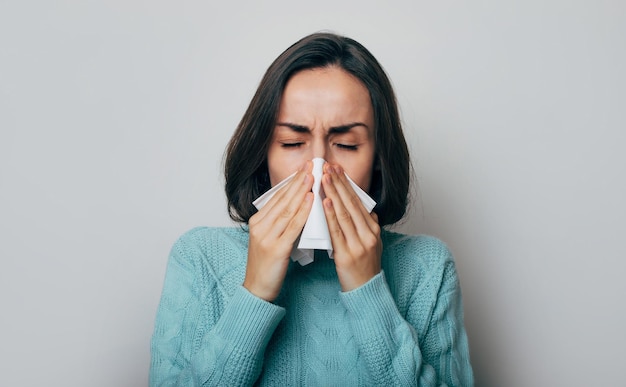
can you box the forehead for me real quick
[279,67,373,120]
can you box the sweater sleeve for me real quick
[149,234,286,387]
[339,255,473,386]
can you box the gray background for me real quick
[1,1,624,386]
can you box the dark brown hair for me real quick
[224,32,410,226]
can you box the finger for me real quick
[254,161,313,219]
[322,196,347,252]
[329,164,380,234]
[370,211,379,226]
[321,169,360,244]
[258,168,314,239]
[281,192,314,242]
[252,161,311,219]
[323,164,373,238]
[249,170,305,227]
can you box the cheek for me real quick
[267,151,305,186]
[344,163,374,192]
[269,170,292,187]
[267,162,289,187]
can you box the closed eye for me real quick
[280,142,304,148]
[335,143,358,151]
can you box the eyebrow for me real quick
[275,122,370,134]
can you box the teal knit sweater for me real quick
[150,227,473,386]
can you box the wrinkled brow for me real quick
[275,122,369,134]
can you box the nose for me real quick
[311,138,333,163]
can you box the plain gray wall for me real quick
[1,1,624,386]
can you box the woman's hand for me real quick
[321,163,382,292]
[244,162,314,302]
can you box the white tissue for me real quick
[252,158,376,265]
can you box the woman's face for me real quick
[267,66,376,191]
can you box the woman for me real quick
[150,32,473,386]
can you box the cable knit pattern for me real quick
[150,227,473,386]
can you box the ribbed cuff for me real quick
[213,286,286,357]
[339,271,402,333]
